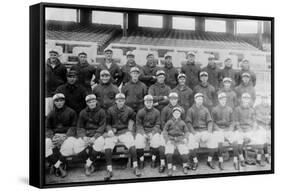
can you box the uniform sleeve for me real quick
[136,110,144,134]
[106,109,113,132]
[45,112,54,137]
[94,66,101,84]
[160,107,168,128]
[205,109,213,123]
[153,110,161,133]
[162,120,171,141]
[95,109,107,137]
[157,87,171,106]
[61,65,67,83]
[233,107,240,129]
[77,110,86,130]
[115,65,123,86]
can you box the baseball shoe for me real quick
[192,162,198,171]
[207,161,215,169]
[167,168,173,177]
[218,162,224,170]
[183,166,188,174]
[104,170,113,181]
[159,165,165,173]
[85,164,94,176]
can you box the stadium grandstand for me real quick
[45,8,271,95]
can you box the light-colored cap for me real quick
[242,93,251,98]
[223,77,232,83]
[85,94,97,102]
[130,67,140,73]
[126,51,135,57]
[115,93,126,100]
[194,93,204,99]
[169,92,179,99]
[53,93,65,101]
[218,92,227,99]
[144,95,153,101]
[100,70,110,76]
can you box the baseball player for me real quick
[140,52,159,88]
[185,93,217,170]
[220,58,237,87]
[161,92,185,127]
[162,53,179,89]
[235,72,256,105]
[45,49,67,115]
[236,59,256,87]
[217,77,238,109]
[254,94,271,164]
[193,71,217,111]
[181,51,201,90]
[45,93,77,178]
[55,70,87,114]
[104,93,141,180]
[202,54,222,91]
[163,107,190,176]
[172,73,193,113]
[121,51,143,85]
[92,70,119,110]
[135,95,166,173]
[70,52,96,91]
[121,67,147,112]
[233,93,265,167]
[95,48,122,86]
[211,92,239,170]
[148,70,171,112]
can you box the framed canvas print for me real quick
[29,2,274,188]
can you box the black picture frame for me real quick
[30,2,274,188]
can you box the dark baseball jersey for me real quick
[148,82,171,111]
[136,107,161,134]
[211,104,234,129]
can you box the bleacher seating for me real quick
[113,27,259,51]
[46,20,122,49]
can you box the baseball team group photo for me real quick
[44,6,272,184]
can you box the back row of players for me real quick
[45,48,271,179]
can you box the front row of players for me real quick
[46,91,271,179]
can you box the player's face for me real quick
[67,76,77,85]
[200,75,208,83]
[127,55,135,63]
[178,77,186,85]
[157,75,165,84]
[116,99,125,108]
[242,76,250,84]
[87,99,97,109]
[130,71,140,82]
[187,55,195,62]
[147,55,154,63]
[170,98,178,106]
[225,59,232,67]
[195,97,204,106]
[165,57,172,64]
[78,54,87,63]
[101,74,110,84]
[224,81,231,89]
[241,61,250,70]
[54,99,65,109]
[242,97,251,106]
[172,110,181,119]
[144,100,153,109]
[105,51,113,60]
[219,97,227,106]
[49,52,58,62]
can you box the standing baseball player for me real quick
[172,73,193,113]
[55,70,87,114]
[211,92,239,170]
[135,95,166,173]
[163,107,190,176]
[186,93,217,170]
[92,70,119,110]
[202,54,222,91]
[45,93,77,178]
[220,58,237,87]
[121,67,147,113]
[181,51,201,90]
[148,70,171,112]
[140,52,159,88]
[162,53,179,89]
[95,48,122,86]
[193,71,217,111]
[236,59,256,87]
[45,49,67,115]
[70,52,96,91]
[121,51,143,85]
[217,77,238,109]
[104,93,141,180]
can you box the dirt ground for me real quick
[45,155,271,185]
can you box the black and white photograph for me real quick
[29,2,273,188]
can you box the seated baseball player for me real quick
[163,107,189,176]
[233,93,265,167]
[161,92,185,127]
[211,92,240,170]
[71,94,108,176]
[104,93,141,180]
[148,70,171,112]
[185,93,217,170]
[45,93,77,178]
[135,95,166,173]
[254,94,271,164]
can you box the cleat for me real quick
[104,170,113,181]
[192,162,198,171]
[134,167,141,177]
[218,162,224,170]
[207,161,215,169]
[183,166,188,174]
[159,165,165,173]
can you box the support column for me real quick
[195,17,205,32]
